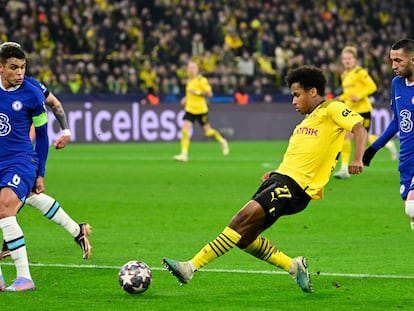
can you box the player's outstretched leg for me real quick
[2,222,92,260]
[74,223,92,259]
[288,256,313,293]
[162,258,195,285]
[26,194,93,260]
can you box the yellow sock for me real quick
[191,226,241,270]
[181,128,190,154]
[244,236,292,271]
[368,134,378,145]
[341,139,352,166]
[205,128,224,143]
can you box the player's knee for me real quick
[405,200,414,218]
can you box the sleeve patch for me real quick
[32,111,48,127]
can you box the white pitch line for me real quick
[2,262,414,279]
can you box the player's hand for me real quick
[33,176,45,194]
[260,171,273,182]
[348,160,363,175]
[53,134,70,149]
[362,146,378,166]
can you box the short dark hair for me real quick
[391,39,414,54]
[0,42,25,64]
[285,65,326,96]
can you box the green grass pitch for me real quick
[0,140,411,310]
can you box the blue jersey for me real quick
[24,76,49,99]
[372,76,414,199]
[390,77,414,168]
[0,79,48,174]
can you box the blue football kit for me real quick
[0,79,48,201]
[371,76,414,199]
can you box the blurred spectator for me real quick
[236,50,255,84]
[224,26,244,56]
[191,33,204,57]
[0,0,412,101]
[139,60,158,93]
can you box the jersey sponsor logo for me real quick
[0,113,12,136]
[12,100,23,111]
[295,127,318,136]
[399,109,413,133]
[395,96,401,100]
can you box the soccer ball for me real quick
[118,260,152,294]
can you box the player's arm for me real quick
[180,96,186,106]
[201,78,213,97]
[348,122,367,174]
[32,111,49,193]
[189,78,212,97]
[357,70,377,99]
[363,116,398,166]
[45,91,71,149]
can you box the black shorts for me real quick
[183,112,209,126]
[252,172,311,228]
[359,112,372,131]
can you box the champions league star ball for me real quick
[118,260,152,294]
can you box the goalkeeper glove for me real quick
[362,146,378,166]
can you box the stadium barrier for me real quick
[48,101,394,144]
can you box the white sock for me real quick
[410,222,414,231]
[26,193,80,237]
[0,216,31,279]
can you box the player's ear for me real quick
[310,87,318,97]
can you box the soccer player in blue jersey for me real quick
[163,66,367,293]
[363,39,414,231]
[0,43,48,291]
[0,41,92,262]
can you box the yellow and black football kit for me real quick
[184,75,211,115]
[338,66,377,114]
[251,100,363,227]
[277,100,363,199]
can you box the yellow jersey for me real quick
[338,66,377,113]
[276,100,363,200]
[185,75,212,115]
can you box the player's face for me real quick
[187,62,198,78]
[290,82,316,115]
[341,52,357,70]
[390,48,414,81]
[0,57,26,89]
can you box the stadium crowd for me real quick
[1,0,413,102]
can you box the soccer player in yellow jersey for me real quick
[163,66,367,293]
[334,46,397,179]
[173,61,229,162]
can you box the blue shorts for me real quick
[0,156,38,202]
[399,168,414,200]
